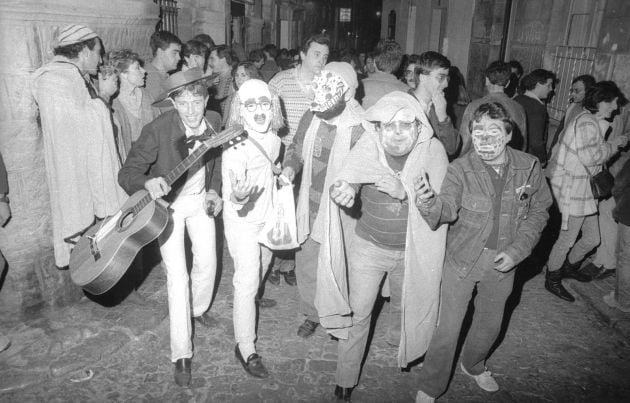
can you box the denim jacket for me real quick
[420,147,552,278]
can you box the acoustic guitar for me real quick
[69,125,247,295]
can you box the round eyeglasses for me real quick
[243,101,271,112]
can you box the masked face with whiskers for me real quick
[239,79,273,133]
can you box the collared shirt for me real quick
[178,119,208,197]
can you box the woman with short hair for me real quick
[107,49,158,161]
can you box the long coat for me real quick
[32,57,127,267]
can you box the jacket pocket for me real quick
[458,196,491,227]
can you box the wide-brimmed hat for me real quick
[153,67,208,107]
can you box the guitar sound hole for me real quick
[118,210,136,231]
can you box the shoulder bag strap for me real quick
[246,135,282,175]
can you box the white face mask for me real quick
[471,115,509,163]
[378,109,419,157]
[238,79,273,133]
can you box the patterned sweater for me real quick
[268,67,312,146]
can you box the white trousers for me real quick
[158,193,217,362]
[224,219,273,357]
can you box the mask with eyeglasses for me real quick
[379,120,417,133]
[242,100,272,112]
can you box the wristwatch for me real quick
[0,195,9,203]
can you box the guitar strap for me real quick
[246,135,282,175]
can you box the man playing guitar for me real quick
[118,68,222,387]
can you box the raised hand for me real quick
[144,177,171,200]
[229,169,253,201]
[375,174,406,200]
[432,90,448,122]
[413,168,435,209]
[329,180,356,207]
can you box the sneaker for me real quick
[415,389,435,403]
[460,362,499,392]
[603,291,630,313]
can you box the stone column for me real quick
[0,0,158,317]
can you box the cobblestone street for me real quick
[1,242,629,402]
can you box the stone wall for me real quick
[0,0,158,317]
[177,0,226,44]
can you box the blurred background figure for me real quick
[504,60,523,98]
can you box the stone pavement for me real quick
[1,243,630,402]
[571,274,630,339]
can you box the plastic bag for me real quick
[258,176,299,250]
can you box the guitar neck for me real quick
[164,143,209,187]
[131,125,245,215]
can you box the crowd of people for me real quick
[2,23,628,401]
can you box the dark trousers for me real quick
[417,248,514,398]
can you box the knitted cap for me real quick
[55,24,98,48]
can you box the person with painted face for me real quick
[281,62,365,339]
[222,79,285,379]
[118,68,223,387]
[327,91,448,401]
[411,51,461,159]
[413,102,551,402]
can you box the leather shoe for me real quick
[193,311,220,328]
[256,297,277,308]
[174,358,192,386]
[235,345,269,378]
[268,270,281,285]
[334,385,353,401]
[297,319,319,338]
[282,270,297,286]
[560,259,592,282]
[545,267,575,302]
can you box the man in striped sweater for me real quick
[281,62,364,338]
[267,34,330,287]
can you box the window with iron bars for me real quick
[154,0,178,34]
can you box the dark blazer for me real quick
[118,110,222,202]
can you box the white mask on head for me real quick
[238,79,273,133]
